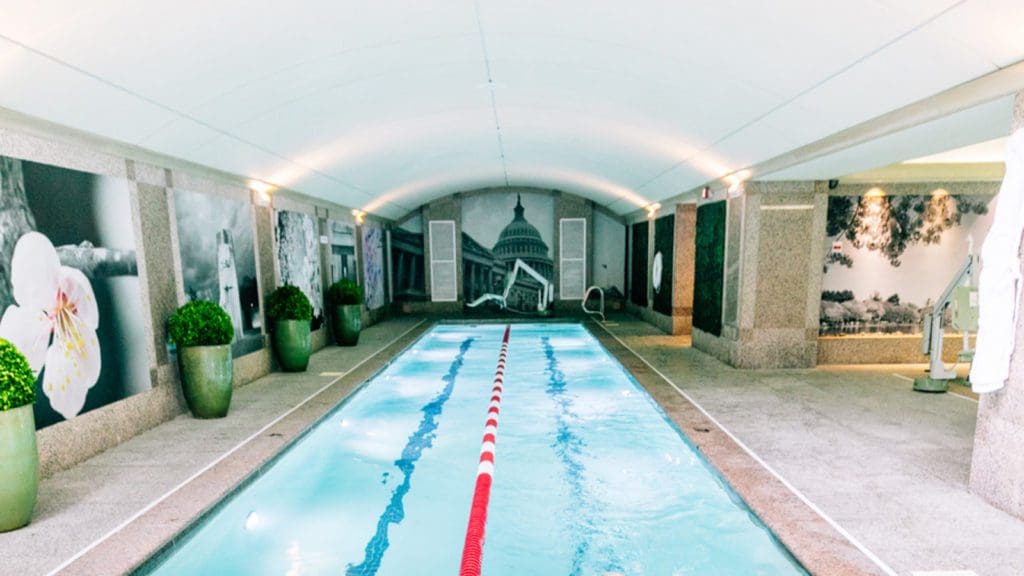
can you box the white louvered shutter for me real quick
[429,220,457,302]
[560,218,587,300]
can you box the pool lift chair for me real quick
[915,251,980,393]
[466,258,554,313]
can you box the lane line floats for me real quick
[459,324,511,576]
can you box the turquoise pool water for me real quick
[142,323,806,575]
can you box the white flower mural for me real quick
[0,232,101,419]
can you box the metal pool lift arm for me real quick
[915,253,977,392]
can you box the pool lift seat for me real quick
[915,252,979,393]
[466,258,554,313]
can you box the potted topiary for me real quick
[0,337,38,532]
[327,279,363,346]
[167,301,235,419]
[266,285,313,372]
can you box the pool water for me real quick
[143,323,806,575]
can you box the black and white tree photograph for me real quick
[276,210,324,327]
[821,191,996,335]
[174,188,262,355]
[0,157,150,428]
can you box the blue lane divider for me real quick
[541,336,623,576]
[346,337,475,576]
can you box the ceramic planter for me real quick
[333,304,362,346]
[0,404,37,532]
[273,319,311,372]
[178,344,233,418]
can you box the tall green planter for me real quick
[0,404,37,532]
[178,345,233,418]
[273,319,311,372]
[333,304,362,346]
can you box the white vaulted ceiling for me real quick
[0,1,1021,219]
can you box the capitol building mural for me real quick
[462,191,554,312]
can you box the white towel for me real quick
[970,129,1024,393]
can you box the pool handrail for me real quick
[582,285,605,322]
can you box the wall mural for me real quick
[693,201,725,336]
[174,188,262,356]
[362,221,385,310]
[629,221,648,308]
[0,157,150,428]
[391,212,425,302]
[821,191,995,335]
[653,214,675,316]
[462,191,554,312]
[276,210,324,329]
[327,218,358,286]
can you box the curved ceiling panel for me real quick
[0,1,1020,218]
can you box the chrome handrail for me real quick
[582,286,605,322]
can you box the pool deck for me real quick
[597,316,1022,576]
[1,315,1020,575]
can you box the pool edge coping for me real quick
[585,319,898,576]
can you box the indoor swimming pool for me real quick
[140,323,806,575]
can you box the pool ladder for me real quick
[582,286,605,322]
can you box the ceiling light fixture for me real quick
[249,180,275,207]
[352,209,366,225]
[646,203,661,219]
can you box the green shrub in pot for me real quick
[168,301,235,418]
[265,285,312,372]
[0,337,38,532]
[327,279,363,346]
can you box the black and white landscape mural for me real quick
[391,212,425,302]
[327,218,358,285]
[0,157,150,428]
[174,189,262,355]
[461,191,554,312]
[276,210,323,328]
[821,191,996,335]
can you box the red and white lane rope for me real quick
[459,324,511,576]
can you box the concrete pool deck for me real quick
[597,316,1022,576]
[0,315,1019,575]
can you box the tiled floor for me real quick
[2,314,1021,576]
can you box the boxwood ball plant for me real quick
[266,285,313,322]
[0,337,36,412]
[327,279,363,307]
[168,301,235,348]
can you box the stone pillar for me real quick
[254,203,276,334]
[673,203,696,334]
[693,182,826,368]
[969,92,1024,519]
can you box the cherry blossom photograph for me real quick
[0,157,150,428]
